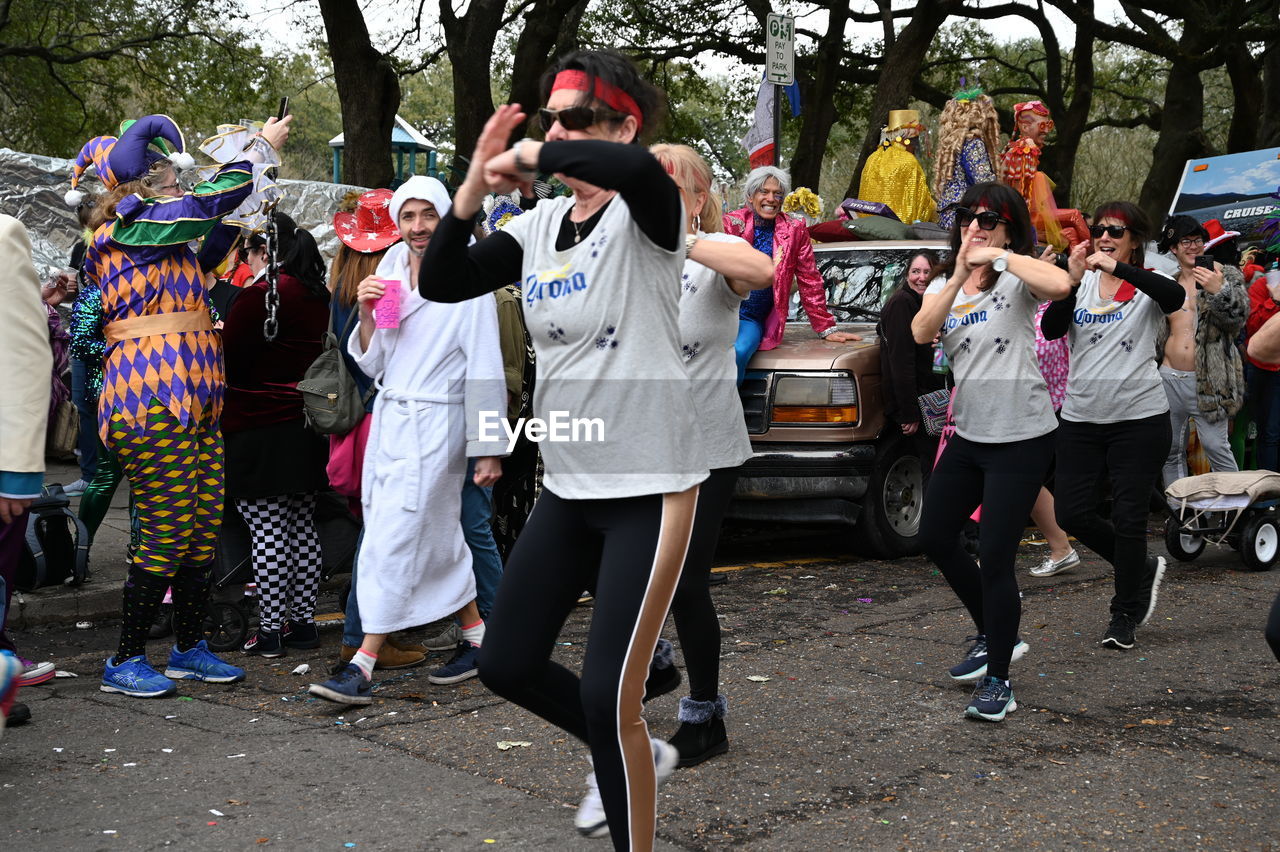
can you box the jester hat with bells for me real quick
[65,114,196,207]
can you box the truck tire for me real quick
[852,437,925,558]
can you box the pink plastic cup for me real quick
[374,279,402,329]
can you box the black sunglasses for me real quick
[955,208,1009,231]
[537,106,624,132]
[1090,224,1130,239]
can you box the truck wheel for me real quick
[853,437,924,558]
[1240,512,1280,571]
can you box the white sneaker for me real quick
[1030,548,1080,577]
[62,479,89,497]
[423,622,461,652]
[574,739,681,839]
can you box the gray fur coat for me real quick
[1154,264,1247,423]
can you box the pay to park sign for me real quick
[766,13,795,86]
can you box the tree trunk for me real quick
[1224,43,1264,153]
[440,0,507,165]
[1038,8,1095,207]
[318,0,399,188]
[1262,39,1280,148]
[846,0,960,201]
[508,0,590,144]
[789,0,849,191]
[1139,57,1211,224]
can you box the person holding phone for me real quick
[1154,215,1248,487]
[1040,202,1184,650]
[911,182,1073,723]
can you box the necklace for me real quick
[571,218,586,244]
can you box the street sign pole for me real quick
[765,12,794,169]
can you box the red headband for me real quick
[550,70,643,130]
[1014,100,1051,118]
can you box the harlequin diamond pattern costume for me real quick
[70,114,275,688]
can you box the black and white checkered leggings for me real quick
[235,492,323,632]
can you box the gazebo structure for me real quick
[328,114,438,186]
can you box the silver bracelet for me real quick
[819,327,837,338]
[512,138,537,175]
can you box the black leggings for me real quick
[1054,413,1170,619]
[919,432,1055,680]
[670,467,738,703]
[479,487,697,852]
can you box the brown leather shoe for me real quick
[386,634,428,656]
[339,644,426,670]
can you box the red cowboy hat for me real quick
[333,188,400,253]
[1202,218,1241,250]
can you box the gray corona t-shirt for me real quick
[926,271,1057,442]
[679,232,752,470]
[1061,268,1170,424]
[500,195,710,499]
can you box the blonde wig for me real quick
[932,95,1000,195]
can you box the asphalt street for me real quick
[2,467,1278,850]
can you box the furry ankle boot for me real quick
[642,639,681,703]
[668,694,728,767]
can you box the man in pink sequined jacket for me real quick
[723,166,859,383]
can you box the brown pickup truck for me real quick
[728,239,948,558]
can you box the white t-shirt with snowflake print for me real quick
[927,270,1057,443]
[678,231,752,470]
[1060,268,1170,424]
[501,194,710,499]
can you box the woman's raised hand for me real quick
[456,105,528,217]
[1085,250,1117,275]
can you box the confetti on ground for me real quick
[857,598,873,603]
[76,621,93,629]
[291,664,310,675]
[1140,718,1173,726]
[164,715,177,719]
[104,749,116,753]
[496,741,533,750]
[227,753,246,759]
[53,748,63,753]
[178,697,194,702]
[123,763,137,767]
[764,587,788,595]
[103,830,116,834]
[747,675,771,683]
[162,748,173,753]
[54,670,78,678]
[210,809,225,817]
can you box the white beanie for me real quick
[389,175,453,225]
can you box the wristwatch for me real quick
[512,138,537,175]
[992,251,1010,273]
[684,232,698,258]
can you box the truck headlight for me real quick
[771,372,857,424]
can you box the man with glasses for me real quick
[1154,215,1248,486]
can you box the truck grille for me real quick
[739,374,770,434]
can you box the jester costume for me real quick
[934,87,999,229]
[69,114,275,687]
[999,100,1088,250]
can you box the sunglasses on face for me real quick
[955,208,1009,231]
[537,106,624,132]
[1090,225,1130,239]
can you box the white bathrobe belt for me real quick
[377,386,463,511]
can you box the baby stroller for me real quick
[202,491,361,651]
[1163,471,1280,571]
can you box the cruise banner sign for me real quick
[1169,147,1280,241]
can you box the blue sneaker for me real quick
[164,640,246,683]
[965,675,1017,722]
[948,635,1029,683]
[427,641,480,685]
[309,663,373,705]
[101,655,177,698]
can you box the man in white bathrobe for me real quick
[311,177,507,705]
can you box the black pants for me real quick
[670,467,738,703]
[920,432,1055,680]
[479,487,697,852]
[1054,413,1170,620]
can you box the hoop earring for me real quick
[694,214,702,233]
